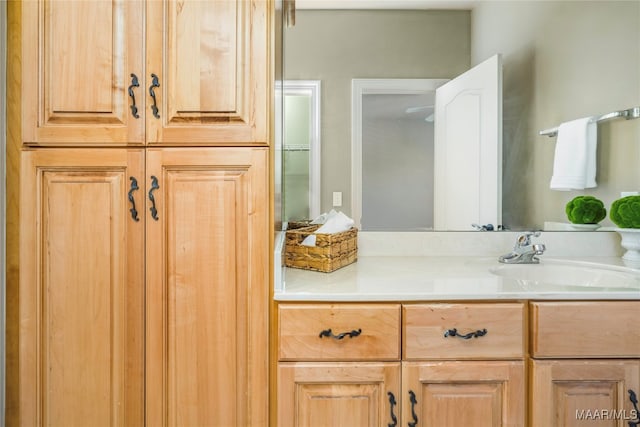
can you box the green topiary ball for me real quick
[565,196,607,225]
[610,195,640,229]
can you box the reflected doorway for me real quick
[351,79,448,231]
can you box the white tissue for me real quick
[301,210,355,247]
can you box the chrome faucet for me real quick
[498,231,546,264]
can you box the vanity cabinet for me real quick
[277,304,402,426]
[20,148,270,427]
[529,302,640,427]
[22,0,268,146]
[277,302,526,427]
[402,303,526,426]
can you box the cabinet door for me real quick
[146,0,268,145]
[402,361,525,427]
[278,362,401,427]
[145,148,269,427]
[20,149,145,427]
[531,359,640,427]
[22,1,145,145]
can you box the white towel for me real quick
[549,117,598,191]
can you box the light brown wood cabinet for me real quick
[279,301,639,427]
[21,147,269,427]
[530,301,640,427]
[277,302,526,427]
[20,149,146,426]
[18,1,271,426]
[22,0,268,146]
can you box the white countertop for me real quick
[275,256,640,302]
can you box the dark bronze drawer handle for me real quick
[128,176,140,222]
[318,328,362,340]
[128,74,140,119]
[149,73,160,119]
[444,328,488,340]
[408,390,418,427]
[387,391,397,427]
[148,175,159,221]
[629,390,639,427]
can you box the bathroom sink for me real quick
[489,260,640,289]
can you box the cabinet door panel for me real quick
[531,360,640,427]
[146,0,268,144]
[20,149,145,427]
[146,148,268,427]
[402,361,525,427]
[22,1,144,145]
[277,362,401,427]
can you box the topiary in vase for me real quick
[609,195,640,265]
[565,195,606,229]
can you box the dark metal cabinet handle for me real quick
[444,328,488,340]
[148,175,159,221]
[128,176,140,221]
[128,74,140,118]
[149,73,160,119]
[408,390,418,427]
[629,390,639,427]
[318,328,362,340]
[387,392,398,427]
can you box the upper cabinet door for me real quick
[22,0,145,145]
[146,0,269,145]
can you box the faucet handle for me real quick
[515,231,541,247]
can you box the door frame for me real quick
[350,78,448,229]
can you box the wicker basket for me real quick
[284,225,358,272]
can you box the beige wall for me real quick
[473,1,640,229]
[284,9,470,216]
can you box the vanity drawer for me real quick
[403,303,526,360]
[278,303,401,361]
[531,301,640,358]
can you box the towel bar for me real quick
[539,106,640,137]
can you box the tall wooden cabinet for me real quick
[19,1,271,426]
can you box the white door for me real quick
[434,54,503,230]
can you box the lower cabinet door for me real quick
[277,362,401,427]
[145,148,269,427]
[402,361,525,427]
[20,149,145,427]
[531,359,640,427]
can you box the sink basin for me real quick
[489,260,640,289]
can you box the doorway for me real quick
[351,79,448,231]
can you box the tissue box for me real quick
[284,225,358,272]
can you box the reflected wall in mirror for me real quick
[280,80,321,222]
[283,1,640,231]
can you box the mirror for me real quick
[281,1,640,231]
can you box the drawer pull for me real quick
[444,328,488,340]
[148,175,159,221]
[629,390,639,427]
[408,390,419,427]
[128,74,140,119]
[128,176,140,221]
[387,392,397,427]
[318,328,362,340]
[149,73,160,119]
